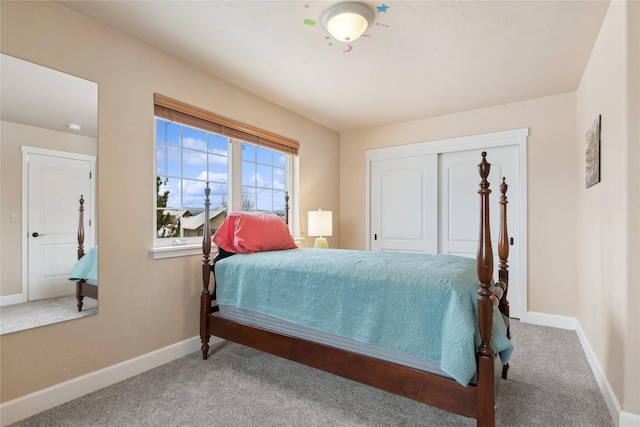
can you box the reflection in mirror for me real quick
[0,53,98,334]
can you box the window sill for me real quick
[150,243,203,259]
[152,237,304,259]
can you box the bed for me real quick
[68,195,98,311]
[200,152,512,427]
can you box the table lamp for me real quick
[308,209,332,249]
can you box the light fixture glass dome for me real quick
[322,3,373,43]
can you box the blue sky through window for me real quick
[156,118,288,222]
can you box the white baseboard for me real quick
[0,292,26,307]
[523,310,577,330]
[620,411,640,427]
[0,335,221,426]
[574,322,624,426]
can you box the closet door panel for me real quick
[370,155,438,253]
[439,146,521,318]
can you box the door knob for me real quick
[32,232,45,237]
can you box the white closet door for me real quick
[370,154,438,253]
[439,146,521,318]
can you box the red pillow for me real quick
[213,212,297,254]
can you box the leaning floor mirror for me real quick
[0,53,98,334]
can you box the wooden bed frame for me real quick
[200,152,511,427]
[76,195,98,311]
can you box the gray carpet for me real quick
[10,320,614,426]
[1,295,97,335]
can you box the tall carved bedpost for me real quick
[76,195,86,312]
[201,185,212,359]
[285,191,290,225]
[497,179,510,325]
[476,152,495,427]
[498,178,511,380]
[77,195,85,260]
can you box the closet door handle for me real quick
[32,232,45,237]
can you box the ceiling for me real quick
[1,53,98,138]
[55,1,610,133]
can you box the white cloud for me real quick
[197,171,228,183]
[182,146,207,166]
[182,136,206,151]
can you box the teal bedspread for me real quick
[215,248,512,386]
[68,246,98,283]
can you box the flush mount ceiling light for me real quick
[67,123,81,131]
[322,2,373,43]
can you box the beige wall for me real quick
[626,0,640,414]
[0,1,339,403]
[340,93,579,317]
[575,1,639,415]
[0,121,97,297]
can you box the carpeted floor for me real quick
[10,320,614,426]
[0,295,97,335]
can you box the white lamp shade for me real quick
[308,210,333,237]
[322,3,373,43]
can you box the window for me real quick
[241,142,288,215]
[155,118,229,240]
[153,95,299,254]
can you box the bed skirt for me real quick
[218,304,476,384]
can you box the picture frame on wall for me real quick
[586,115,601,188]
